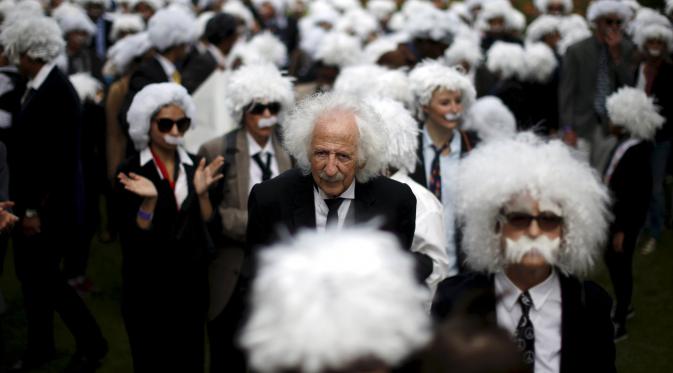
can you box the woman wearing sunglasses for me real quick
[115,82,224,372]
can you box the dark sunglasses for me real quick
[248,102,281,115]
[502,212,563,232]
[604,18,623,26]
[155,117,191,133]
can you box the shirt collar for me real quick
[246,131,275,157]
[423,126,461,154]
[155,54,176,78]
[27,62,56,91]
[140,146,193,170]
[316,179,356,200]
[495,269,559,312]
[206,43,228,67]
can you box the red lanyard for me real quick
[150,148,175,190]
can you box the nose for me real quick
[527,218,542,238]
[262,107,272,117]
[324,154,338,176]
[169,122,181,136]
[448,102,461,113]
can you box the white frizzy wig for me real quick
[463,96,516,142]
[53,4,97,36]
[586,0,633,23]
[365,96,419,173]
[476,0,513,31]
[147,7,198,51]
[126,82,196,151]
[283,92,388,183]
[633,24,673,52]
[524,42,558,83]
[526,15,562,44]
[110,13,145,41]
[533,0,572,14]
[409,60,477,117]
[334,65,414,109]
[69,73,102,103]
[366,0,396,21]
[240,228,431,373]
[315,31,363,67]
[486,41,526,80]
[667,0,673,16]
[454,133,611,276]
[444,38,483,69]
[247,31,288,67]
[0,16,65,64]
[130,0,164,11]
[224,63,295,124]
[104,32,152,76]
[606,87,664,140]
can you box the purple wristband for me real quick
[137,209,153,221]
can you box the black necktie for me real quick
[515,291,535,371]
[428,142,449,200]
[324,198,344,227]
[252,152,272,181]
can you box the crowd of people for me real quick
[0,0,670,371]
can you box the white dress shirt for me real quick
[247,132,279,194]
[495,270,562,373]
[313,181,355,231]
[26,62,56,92]
[140,146,193,209]
[155,54,177,81]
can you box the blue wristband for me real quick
[137,209,153,221]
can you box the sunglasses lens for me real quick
[538,214,563,231]
[249,104,265,115]
[156,118,175,133]
[268,102,281,114]
[176,117,191,133]
[506,213,533,230]
[249,102,281,115]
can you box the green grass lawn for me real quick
[1,228,671,372]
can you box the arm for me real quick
[117,172,158,230]
[105,82,128,182]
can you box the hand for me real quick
[21,215,40,236]
[562,129,578,148]
[0,203,18,232]
[612,231,624,253]
[194,156,225,196]
[118,172,158,198]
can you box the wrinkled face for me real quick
[310,110,360,198]
[644,38,666,58]
[149,104,189,152]
[423,89,464,130]
[499,194,563,269]
[243,100,280,145]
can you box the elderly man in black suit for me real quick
[247,93,431,278]
[432,134,616,373]
[1,16,107,372]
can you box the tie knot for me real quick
[518,291,534,313]
[324,197,344,211]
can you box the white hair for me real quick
[526,15,562,44]
[252,0,286,13]
[667,0,673,16]
[586,0,633,23]
[476,0,512,31]
[130,0,164,11]
[365,96,418,173]
[69,73,102,103]
[0,16,64,64]
[222,0,256,30]
[486,41,526,80]
[366,0,396,21]
[240,227,431,373]
[606,87,664,141]
[444,37,483,69]
[533,0,572,14]
[283,92,388,183]
[558,15,592,55]
[507,8,526,32]
[127,83,196,151]
[110,13,144,42]
[334,65,414,109]
[104,32,152,76]
[464,96,516,142]
[633,23,673,52]
[53,3,97,36]
[524,42,558,83]
[315,31,363,67]
[335,8,380,42]
[147,7,197,51]
[454,133,611,277]
[628,8,670,37]
[403,1,456,43]
[362,36,399,64]
[409,60,477,119]
[224,63,295,124]
[247,31,288,67]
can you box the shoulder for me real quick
[364,176,415,197]
[251,168,307,198]
[432,272,494,319]
[198,133,228,158]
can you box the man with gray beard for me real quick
[432,133,616,373]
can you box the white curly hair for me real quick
[69,73,102,103]
[526,15,562,44]
[444,38,483,70]
[463,96,516,142]
[53,3,97,36]
[333,65,415,109]
[104,32,152,76]
[533,0,572,14]
[240,227,431,373]
[667,0,673,16]
[409,60,476,119]
[314,31,363,67]
[524,42,558,83]
[224,63,295,124]
[127,82,196,151]
[606,87,664,141]
[486,41,526,80]
[365,96,419,173]
[633,23,673,53]
[586,0,633,24]
[147,7,197,51]
[454,133,611,277]
[283,92,388,183]
[110,13,145,42]
[0,16,64,64]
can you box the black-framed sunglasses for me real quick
[604,18,623,26]
[502,212,563,232]
[155,117,191,133]
[248,102,281,115]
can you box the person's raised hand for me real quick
[118,172,158,199]
[194,156,225,196]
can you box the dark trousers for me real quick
[13,231,105,358]
[208,281,248,373]
[604,229,638,325]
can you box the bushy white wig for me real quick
[225,63,294,124]
[558,15,592,55]
[0,16,64,64]
[130,0,164,11]
[463,96,516,142]
[667,0,673,16]
[53,3,97,36]
[403,1,456,43]
[127,82,196,151]
[526,15,562,44]
[335,8,380,42]
[486,41,526,80]
[333,65,414,109]
[454,133,611,276]
[409,60,477,118]
[606,87,664,140]
[69,73,102,103]
[365,96,418,173]
[247,31,288,67]
[283,92,388,183]
[147,7,197,51]
[524,42,558,83]
[586,0,633,23]
[222,0,256,30]
[240,227,431,373]
[110,13,145,41]
[633,23,673,52]
[476,0,512,32]
[362,36,399,64]
[628,8,670,36]
[104,32,152,76]
[533,0,572,14]
[366,0,396,21]
[444,38,483,69]
[315,31,363,67]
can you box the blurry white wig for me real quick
[365,97,418,173]
[366,0,396,21]
[606,87,664,141]
[0,16,64,64]
[486,41,526,80]
[362,36,398,64]
[533,0,572,14]
[463,96,516,142]
[240,228,431,373]
[526,15,562,44]
[130,0,164,11]
[127,82,196,151]
[335,8,380,42]
[69,73,102,103]
[247,31,288,67]
[476,0,512,31]
[454,133,611,276]
[524,42,558,83]
[409,60,476,118]
[53,3,97,36]
[628,8,670,36]
[633,23,673,52]
[147,7,197,51]
[225,63,295,124]
[315,31,362,67]
[558,15,592,55]
[104,32,152,76]
[667,0,673,16]
[110,13,144,41]
[333,65,414,109]
[283,92,387,183]
[444,38,483,69]
[222,0,256,30]
[586,0,633,23]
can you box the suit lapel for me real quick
[409,128,427,187]
[352,181,376,224]
[559,273,582,373]
[272,133,292,172]
[235,130,249,209]
[291,172,316,231]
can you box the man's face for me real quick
[644,38,666,59]
[423,89,464,130]
[149,104,190,151]
[596,13,623,39]
[310,110,360,198]
[243,100,280,146]
[546,1,564,15]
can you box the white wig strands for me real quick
[225,63,294,124]
[53,3,97,36]
[409,60,477,116]
[633,24,673,52]
[240,228,431,373]
[333,64,387,97]
[586,0,633,23]
[0,16,65,64]
[315,31,363,67]
[69,73,102,103]
[444,38,483,69]
[247,31,288,67]
[454,133,611,276]
[628,8,670,36]
[283,92,388,183]
[147,7,197,51]
[366,0,396,21]
[335,8,380,42]
[667,0,673,16]
[486,41,526,80]
[464,96,516,142]
[526,15,562,44]
[524,42,558,83]
[365,96,418,173]
[476,0,512,32]
[127,82,196,151]
[606,87,664,141]
[104,32,152,76]
[533,0,572,14]
[222,0,256,30]
[558,15,592,55]
[362,36,399,64]
[110,13,145,41]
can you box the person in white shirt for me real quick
[432,133,617,373]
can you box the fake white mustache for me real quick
[163,134,185,146]
[444,113,463,122]
[504,235,561,265]
[648,48,662,57]
[319,170,344,183]
[258,116,278,128]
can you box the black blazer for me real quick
[181,51,218,94]
[432,272,616,373]
[650,61,673,142]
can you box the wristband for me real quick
[137,209,153,221]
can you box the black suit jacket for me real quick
[650,61,673,142]
[432,272,616,373]
[182,51,218,94]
